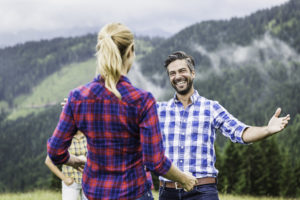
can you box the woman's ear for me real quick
[127,44,134,58]
[127,50,131,58]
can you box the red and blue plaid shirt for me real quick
[47,75,171,200]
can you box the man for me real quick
[157,51,290,200]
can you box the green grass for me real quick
[0,190,298,200]
[7,58,97,120]
[0,190,61,200]
[5,37,155,121]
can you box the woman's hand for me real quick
[63,177,74,186]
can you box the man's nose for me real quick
[174,72,181,80]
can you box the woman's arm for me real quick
[45,155,74,186]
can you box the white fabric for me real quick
[62,181,88,200]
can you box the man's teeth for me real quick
[176,81,186,85]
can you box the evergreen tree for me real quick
[280,150,297,197]
[246,143,266,196]
[234,145,251,195]
[215,143,225,192]
[294,160,300,197]
[259,138,282,196]
[222,141,244,194]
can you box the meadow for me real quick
[0,190,298,200]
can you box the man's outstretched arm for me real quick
[242,108,290,143]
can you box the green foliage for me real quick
[278,114,300,163]
[217,138,299,197]
[0,35,96,106]
[0,106,61,192]
[8,59,96,120]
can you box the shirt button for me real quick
[181,146,184,149]
[180,160,183,163]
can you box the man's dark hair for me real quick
[164,51,195,72]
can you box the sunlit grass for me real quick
[7,59,96,120]
[218,194,298,200]
[0,190,61,200]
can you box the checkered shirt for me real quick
[47,75,171,200]
[157,90,249,181]
[62,133,87,184]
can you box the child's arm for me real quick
[45,155,74,186]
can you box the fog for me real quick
[128,33,300,99]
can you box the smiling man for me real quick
[157,51,290,200]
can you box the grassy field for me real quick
[7,58,96,120]
[0,190,298,200]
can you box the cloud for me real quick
[127,62,167,99]
[0,0,289,47]
[193,33,300,82]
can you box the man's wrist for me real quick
[265,126,272,136]
[66,155,76,166]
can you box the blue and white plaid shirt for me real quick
[157,90,249,181]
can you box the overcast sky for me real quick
[0,0,289,47]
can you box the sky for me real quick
[0,0,289,47]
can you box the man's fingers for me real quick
[274,107,281,118]
[61,98,68,108]
[77,166,84,173]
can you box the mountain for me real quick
[0,34,166,192]
[139,0,300,124]
[0,0,300,195]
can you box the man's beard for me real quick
[172,77,193,95]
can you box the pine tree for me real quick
[234,145,251,195]
[294,160,300,197]
[222,141,244,194]
[280,150,297,197]
[247,142,266,196]
[215,143,225,192]
[259,138,282,196]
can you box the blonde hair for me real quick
[95,23,134,99]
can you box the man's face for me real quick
[167,59,195,95]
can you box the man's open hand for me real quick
[267,108,290,135]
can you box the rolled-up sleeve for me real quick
[139,93,172,176]
[212,101,249,144]
[47,94,77,165]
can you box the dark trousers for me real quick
[159,184,219,200]
[136,189,154,200]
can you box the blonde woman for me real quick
[45,131,87,200]
[47,23,197,200]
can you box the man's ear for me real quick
[192,70,195,79]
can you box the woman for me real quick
[47,23,197,200]
[45,131,87,200]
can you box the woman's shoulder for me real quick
[122,84,156,106]
[69,79,104,101]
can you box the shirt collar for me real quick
[73,132,85,140]
[173,90,200,104]
[94,75,132,85]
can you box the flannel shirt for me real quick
[47,75,171,200]
[157,90,248,181]
[62,133,87,184]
